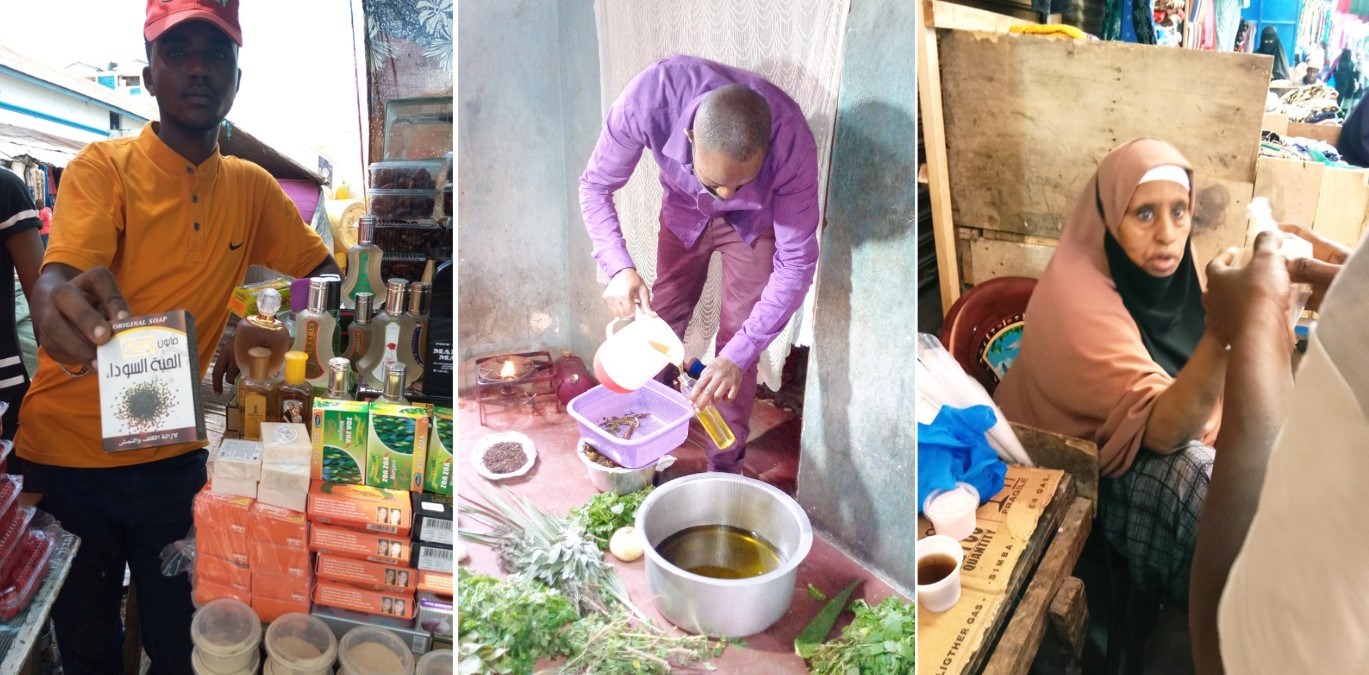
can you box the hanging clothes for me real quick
[1215,0,1240,51]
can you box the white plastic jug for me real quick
[593,310,685,394]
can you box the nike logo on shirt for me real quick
[228,241,245,251]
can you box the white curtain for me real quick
[591,0,849,390]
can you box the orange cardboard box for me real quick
[306,481,411,536]
[194,486,253,537]
[253,594,311,623]
[308,522,411,565]
[196,553,250,593]
[315,553,414,592]
[313,580,416,620]
[249,539,312,577]
[417,570,452,596]
[198,531,248,567]
[253,569,311,604]
[195,577,250,606]
[248,502,309,551]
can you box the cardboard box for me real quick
[228,278,292,319]
[309,522,411,566]
[417,591,453,638]
[195,577,250,606]
[211,476,258,500]
[249,540,312,577]
[314,580,416,619]
[365,403,430,491]
[312,606,431,655]
[261,422,313,466]
[413,542,452,573]
[98,310,205,452]
[315,553,414,593]
[213,439,263,480]
[195,489,251,565]
[254,593,311,623]
[253,569,311,603]
[248,502,309,550]
[196,553,250,594]
[307,481,411,536]
[411,492,451,545]
[424,407,452,495]
[311,399,369,485]
[416,570,451,596]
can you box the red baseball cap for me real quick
[145,0,242,46]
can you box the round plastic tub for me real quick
[193,645,261,675]
[337,626,414,675]
[191,599,263,674]
[922,482,981,541]
[263,612,337,675]
[415,649,453,675]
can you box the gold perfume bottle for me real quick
[240,347,279,441]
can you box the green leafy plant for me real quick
[795,579,863,658]
[457,569,578,674]
[558,611,724,674]
[569,487,653,550]
[807,596,916,675]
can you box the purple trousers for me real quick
[653,217,776,473]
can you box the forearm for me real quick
[579,180,634,279]
[304,254,341,279]
[1189,310,1292,675]
[1142,332,1228,453]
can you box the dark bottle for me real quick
[423,259,453,398]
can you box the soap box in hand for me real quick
[98,310,205,452]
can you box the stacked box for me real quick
[307,480,416,621]
[248,502,312,621]
[366,403,429,492]
[423,407,453,495]
[311,399,369,485]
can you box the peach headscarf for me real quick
[993,138,1221,477]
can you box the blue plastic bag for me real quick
[917,405,1008,512]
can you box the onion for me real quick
[608,526,644,562]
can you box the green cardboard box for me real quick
[311,398,370,485]
[424,407,453,495]
[366,403,430,491]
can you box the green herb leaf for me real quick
[794,579,862,658]
[807,596,915,675]
[569,487,653,550]
[807,582,828,602]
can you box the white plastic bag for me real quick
[916,333,1032,466]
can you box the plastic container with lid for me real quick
[264,612,338,675]
[415,649,453,675]
[367,189,443,222]
[0,528,55,620]
[368,160,447,191]
[337,625,415,675]
[191,598,264,674]
[193,646,261,675]
[921,482,981,541]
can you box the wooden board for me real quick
[1287,121,1341,146]
[920,1,965,309]
[1010,422,1098,504]
[958,230,1057,284]
[1313,166,1369,249]
[1253,156,1369,250]
[927,0,1035,32]
[937,30,1269,239]
[1263,112,1288,136]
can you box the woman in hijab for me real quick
[1333,48,1361,111]
[1254,26,1292,81]
[995,138,1260,601]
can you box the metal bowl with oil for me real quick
[636,472,813,638]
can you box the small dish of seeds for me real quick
[472,431,537,482]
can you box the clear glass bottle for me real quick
[406,282,431,368]
[240,347,279,441]
[277,351,314,426]
[233,287,291,406]
[347,292,377,374]
[341,216,384,310]
[325,356,353,400]
[357,279,422,390]
[681,359,736,450]
[377,363,410,405]
[291,277,338,392]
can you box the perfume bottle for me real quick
[233,287,291,406]
[277,351,314,426]
[240,347,279,441]
[291,277,338,392]
[347,292,376,374]
[406,282,431,367]
[681,359,736,450]
[357,279,422,390]
[325,357,353,400]
[377,363,409,405]
[341,216,384,310]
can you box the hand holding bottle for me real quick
[689,357,741,410]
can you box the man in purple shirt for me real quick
[580,55,820,473]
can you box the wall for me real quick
[0,75,116,142]
[456,0,603,385]
[797,0,919,595]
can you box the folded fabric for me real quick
[917,405,1009,512]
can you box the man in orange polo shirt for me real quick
[15,2,338,672]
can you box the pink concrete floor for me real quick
[456,391,907,673]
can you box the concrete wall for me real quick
[797,0,918,595]
[456,0,603,386]
[0,75,117,142]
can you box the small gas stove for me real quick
[474,351,560,425]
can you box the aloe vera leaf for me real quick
[794,578,863,659]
